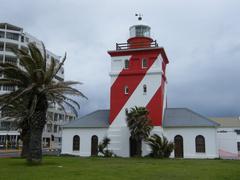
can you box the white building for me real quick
[211,117,240,159]
[61,21,222,159]
[0,23,75,150]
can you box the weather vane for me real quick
[135,13,143,21]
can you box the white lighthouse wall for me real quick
[164,127,218,159]
[61,128,108,156]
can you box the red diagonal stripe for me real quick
[109,52,160,124]
[146,75,165,126]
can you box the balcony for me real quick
[0,31,4,38]
[5,55,17,65]
[0,42,4,51]
[116,40,158,50]
[5,43,18,52]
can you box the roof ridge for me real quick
[78,109,110,119]
[184,108,219,126]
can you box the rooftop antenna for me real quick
[135,13,143,21]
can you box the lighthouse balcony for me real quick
[116,39,158,50]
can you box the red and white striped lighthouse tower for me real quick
[107,16,169,157]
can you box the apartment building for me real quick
[0,23,75,150]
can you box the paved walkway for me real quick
[0,151,20,158]
[0,149,60,158]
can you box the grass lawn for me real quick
[0,156,239,180]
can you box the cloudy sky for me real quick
[1,0,239,117]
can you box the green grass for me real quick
[0,156,240,180]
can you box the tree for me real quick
[0,43,86,164]
[0,99,30,158]
[147,134,174,158]
[98,137,114,157]
[126,106,153,157]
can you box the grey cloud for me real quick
[0,0,239,117]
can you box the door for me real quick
[174,135,184,158]
[91,135,98,156]
[130,136,140,157]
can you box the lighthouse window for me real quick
[124,59,129,69]
[142,58,147,68]
[124,86,129,94]
[143,84,147,94]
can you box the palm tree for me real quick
[126,106,153,157]
[0,98,31,158]
[0,43,86,164]
[147,134,174,158]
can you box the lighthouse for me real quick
[107,17,169,157]
[62,17,220,159]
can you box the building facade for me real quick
[211,117,240,159]
[0,23,75,150]
[62,21,220,158]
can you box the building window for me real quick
[21,36,24,42]
[5,43,18,52]
[124,59,129,69]
[73,135,80,151]
[69,116,74,122]
[20,46,29,53]
[238,142,240,152]
[2,85,15,91]
[59,114,64,121]
[143,84,147,94]
[54,125,58,133]
[0,44,4,51]
[195,135,205,153]
[46,124,52,133]
[5,56,17,65]
[234,129,240,135]
[6,32,19,41]
[0,31,5,38]
[142,58,147,68]
[124,86,129,94]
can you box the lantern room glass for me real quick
[130,25,151,38]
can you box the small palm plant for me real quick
[98,137,114,157]
[126,106,153,157]
[147,134,174,158]
[0,43,86,164]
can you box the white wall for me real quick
[216,127,240,159]
[61,128,108,156]
[164,127,218,159]
[142,126,163,156]
[108,126,163,157]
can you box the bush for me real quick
[98,137,115,157]
[147,134,174,158]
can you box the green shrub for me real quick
[147,134,174,158]
[98,137,115,157]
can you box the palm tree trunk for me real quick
[27,111,47,164]
[27,111,46,164]
[20,128,30,158]
[136,139,142,157]
[27,97,48,164]
[27,125,44,164]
